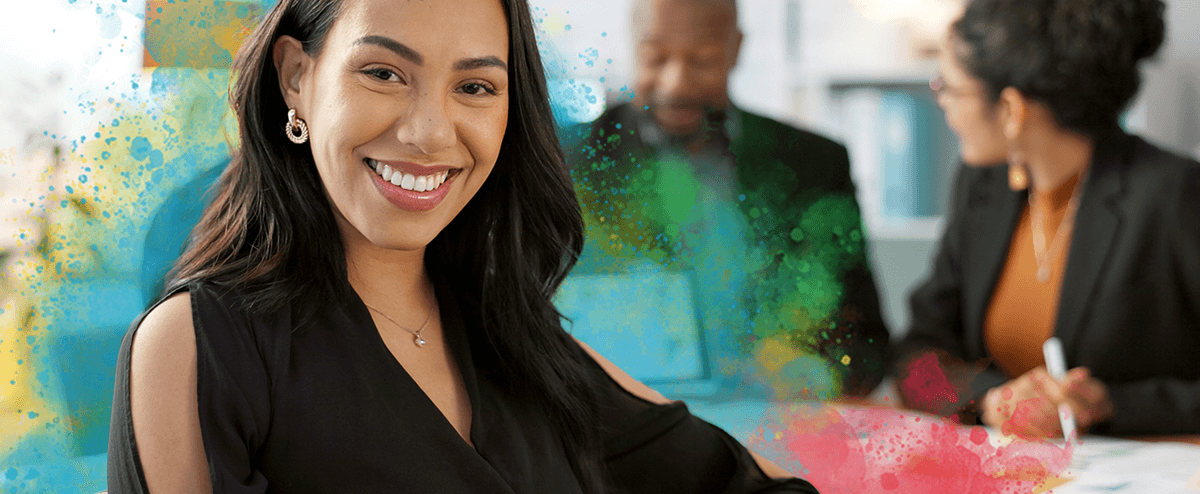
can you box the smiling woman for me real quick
[104,0,819,493]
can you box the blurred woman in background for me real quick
[893,0,1200,439]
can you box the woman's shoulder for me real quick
[1126,135,1200,181]
[136,279,295,354]
[131,289,198,374]
[140,279,244,323]
[1106,135,1200,217]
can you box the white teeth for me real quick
[369,159,451,192]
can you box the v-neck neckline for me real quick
[343,280,486,456]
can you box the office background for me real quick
[0,0,1196,492]
[533,0,1200,337]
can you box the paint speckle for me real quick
[1,3,243,490]
[901,353,959,412]
[746,404,1072,493]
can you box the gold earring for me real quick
[1007,138,1028,191]
[1008,164,1029,191]
[285,108,309,144]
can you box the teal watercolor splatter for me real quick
[1,2,241,492]
[1,2,597,492]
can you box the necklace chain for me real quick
[1029,170,1088,283]
[364,297,437,348]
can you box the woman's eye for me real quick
[365,68,400,82]
[460,82,496,96]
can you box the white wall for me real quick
[1129,0,1200,158]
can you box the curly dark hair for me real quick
[953,0,1166,137]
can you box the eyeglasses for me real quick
[929,75,947,94]
[930,74,982,99]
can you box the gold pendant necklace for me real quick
[1029,170,1087,283]
[364,297,437,348]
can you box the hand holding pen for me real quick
[1043,337,1078,442]
[980,343,1115,440]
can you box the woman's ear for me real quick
[998,86,1028,142]
[273,35,311,111]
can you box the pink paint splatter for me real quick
[1001,396,1058,440]
[901,353,959,412]
[748,404,1073,494]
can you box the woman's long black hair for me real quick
[169,0,605,490]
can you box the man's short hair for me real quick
[631,0,740,37]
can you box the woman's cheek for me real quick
[466,106,509,169]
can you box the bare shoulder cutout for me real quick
[129,291,213,493]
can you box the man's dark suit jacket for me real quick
[894,130,1200,434]
[565,103,890,396]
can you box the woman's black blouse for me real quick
[107,280,819,493]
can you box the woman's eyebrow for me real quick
[354,35,423,66]
[454,56,507,72]
[352,35,505,73]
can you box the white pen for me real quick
[1043,337,1078,442]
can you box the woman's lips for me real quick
[364,158,459,212]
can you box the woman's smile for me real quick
[278,0,511,252]
[364,157,462,212]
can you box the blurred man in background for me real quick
[565,0,889,399]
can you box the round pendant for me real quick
[414,334,426,347]
[1037,266,1051,283]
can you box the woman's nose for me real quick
[396,91,456,156]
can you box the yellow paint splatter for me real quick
[755,335,799,375]
[541,13,570,36]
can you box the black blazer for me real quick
[566,103,890,396]
[894,130,1200,435]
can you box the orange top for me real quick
[984,174,1082,378]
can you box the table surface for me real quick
[686,379,1200,494]
[1123,434,1200,445]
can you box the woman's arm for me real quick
[128,292,213,493]
[573,338,796,480]
[891,166,1010,421]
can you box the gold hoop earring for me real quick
[285,108,309,144]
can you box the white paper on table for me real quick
[1047,436,1200,493]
